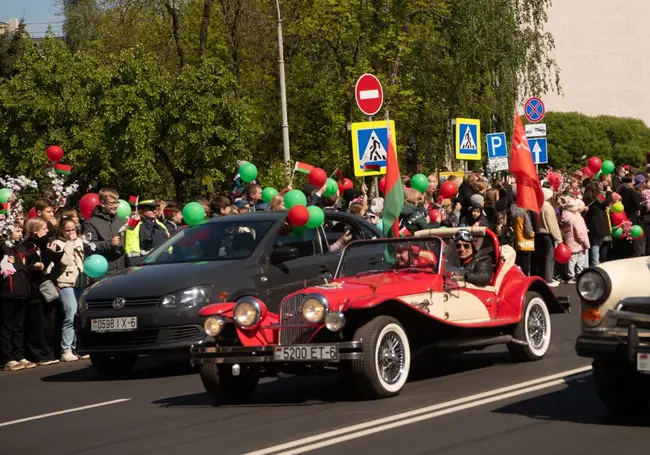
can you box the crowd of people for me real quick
[1,161,649,371]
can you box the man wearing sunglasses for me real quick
[452,229,492,286]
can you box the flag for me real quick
[509,113,544,213]
[128,195,139,206]
[380,119,404,238]
[0,203,8,215]
[54,163,72,175]
[126,216,140,230]
[336,169,345,181]
[364,164,381,172]
[294,161,314,174]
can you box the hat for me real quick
[469,194,484,207]
[622,175,633,184]
[138,199,158,209]
[542,188,554,201]
[635,174,645,187]
[369,197,384,215]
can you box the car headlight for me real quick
[160,285,212,308]
[204,316,224,337]
[233,297,264,328]
[577,269,611,304]
[325,312,345,332]
[301,294,329,324]
[77,282,98,313]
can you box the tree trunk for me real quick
[164,0,185,69]
[198,0,213,61]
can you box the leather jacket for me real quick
[461,252,493,286]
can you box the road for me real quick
[1,284,648,455]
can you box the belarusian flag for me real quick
[128,195,139,206]
[55,163,72,175]
[380,119,403,238]
[294,162,314,174]
[364,164,381,172]
[0,203,8,215]
[126,217,140,230]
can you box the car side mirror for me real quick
[270,246,300,263]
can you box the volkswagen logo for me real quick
[112,297,126,311]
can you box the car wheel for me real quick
[199,364,259,405]
[90,354,138,377]
[351,316,411,398]
[507,292,551,361]
[593,358,650,414]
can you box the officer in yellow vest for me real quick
[125,200,170,266]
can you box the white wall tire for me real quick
[507,292,551,361]
[351,316,411,398]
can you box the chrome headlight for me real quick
[204,316,224,337]
[301,294,329,324]
[160,285,212,308]
[325,312,345,332]
[233,297,263,328]
[577,269,610,304]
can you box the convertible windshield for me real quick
[335,237,443,278]
[143,219,275,265]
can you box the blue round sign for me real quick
[524,97,545,123]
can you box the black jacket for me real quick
[585,192,612,238]
[1,244,31,300]
[462,253,493,286]
[83,207,126,277]
[619,185,641,225]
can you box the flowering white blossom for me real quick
[45,167,80,206]
[0,175,39,246]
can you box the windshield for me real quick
[143,219,275,265]
[335,237,443,278]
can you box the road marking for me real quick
[0,399,131,428]
[244,366,592,455]
[359,89,379,100]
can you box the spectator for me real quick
[511,201,535,275]
[83,188,126,277]
[561,198,590,283]
[163,202,183,235]
[34,199,57,238]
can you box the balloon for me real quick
[79,193,100,220]
[0,188,11,204]
[338,178,354,193]
[284,189,307,209]
[588,156,602,173]
[411,174,428,193]
[610,202,624,213]
[581,167,594,179]
[440,181,458,199]
[262,187,278,204]
[115,199,131,220]
[28,207,37,219]
[548,172,562,189]
[429,209,441,223]
[631,225,643,238]
[306,205,325,229]
[601,160,615,175]
[291,226,308,237]
[595,171,602,179]
[239,162,258,183]
[84,254,108,279]
[308,167,327,188]
[612,227,623,239]
[287,205,309,227]
[610,211,627,226]
[46,145,64,163]
[323,178,338,197]
[182,201,206,226]
[611,192,621,203]
[554,244,572,264]
[378,177,387,194]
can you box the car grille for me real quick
[81,325,202,349]
[85,297,160,310]
[278,293,316,345]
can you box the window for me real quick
[273,227,319,258]
[322,218,362,249]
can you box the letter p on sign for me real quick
[486,132,507,159]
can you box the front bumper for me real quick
[190,341,363,365]
[576,324,650,362]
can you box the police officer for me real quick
[124,200,170,266]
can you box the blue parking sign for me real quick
[486,133,507,158]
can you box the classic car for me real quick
[190,226,570,402]
[575,256,650,412]
[75,211,380,376]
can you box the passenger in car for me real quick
[393,243,437,270]
[452,229,493,286]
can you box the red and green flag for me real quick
[380,120,403,238]
[0,203,8,215]
[54,163,72,175]
[294,161,314,174]
[364,163,381,172]
[128,195,139,206]
[126,217,140,230]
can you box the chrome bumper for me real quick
[576,324,650,361]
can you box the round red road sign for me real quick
[355,73,383,116]
[524,97,545,123]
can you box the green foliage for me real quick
[0,20,28,79]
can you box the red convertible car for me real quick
[190,226,569,402]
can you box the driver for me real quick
[452,229,492,286]
[393,243,437,270]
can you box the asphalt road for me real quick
[1,284,648,455]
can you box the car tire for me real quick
[507,292,551,361]
[90,354,138,377]
[351,316,411,399]
[199,364,259,405]
[593,358,650,414]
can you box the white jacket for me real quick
[52,239,85,288]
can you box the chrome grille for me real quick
[86,297,160,310]
[278,293,316,345]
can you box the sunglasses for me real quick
[456,242,472,250]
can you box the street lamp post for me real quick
[275,0,291,182]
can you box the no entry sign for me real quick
[355,73,383,116]
[524,97,545,123]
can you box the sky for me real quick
[0,0,63,37]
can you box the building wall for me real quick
[543,0,650,126]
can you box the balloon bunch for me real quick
[581,156,615,180]
[609,201,643,240]
[547,171,562,191]
[285,189,324,232]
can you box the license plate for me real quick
[91,317,138,332]
[637,353,650,374]
[273,345,338,362]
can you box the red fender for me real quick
[497,270,554,320]
[199,302,279,345]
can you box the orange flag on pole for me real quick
[509,112,544,213]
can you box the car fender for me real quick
[343,294,410,310]
[198,302,279,346]
[498,272,564,319]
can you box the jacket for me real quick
[462,252,493,286]
[584,191,612,238]
[539,201,563,243]
[400,202,438,233]
[82,207,126,277]
[511,206,535,251]
[50,239,85,288]
[619,185,641,225]
[125,218,169,267]
[560,209,590,253]
[1,244,31,300]
[22,236,55,299]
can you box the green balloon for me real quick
[0,188,12,204]
[284,189,307,209]
[239,162,258,183]
[262,187,278,204]
[323,178,338,197]
[612,227,623,239]
[306,205,325,229]
[116,199,131,220]
[182,201,206,226]
[611,202,624,213]
[601,160,615,175]
[84,254,108,278]
[411,174,428,193]
[631,225,643,238]
[595,171,602,179]
[291,226,308,236]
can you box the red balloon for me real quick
[588,156,602,174]
[287,205,310,227]
[79,193,100,220]
[610,211,627,226]
[581,167,595,179]
[28,207,37,219]
[429,209,441,223]
[307,167,327,188]
[338,178,354,192]
[554,243,572,264]
[46,145,64,163]
[378,177,387,194]
[440,181,458,199]
[548,172,562,189]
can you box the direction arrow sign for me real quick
[355,74,383,116]
[528,138,548,164]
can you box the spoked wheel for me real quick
[199,363,259,405]
[508,292,551,361]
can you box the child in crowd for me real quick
[560,198,591,283]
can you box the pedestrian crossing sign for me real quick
[351,120,396,176]
[455,118,482,161]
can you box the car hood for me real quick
[594,256,650,310]
[85,260,243,300]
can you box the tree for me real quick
[0,19,28,79]
[61,0,100,53]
